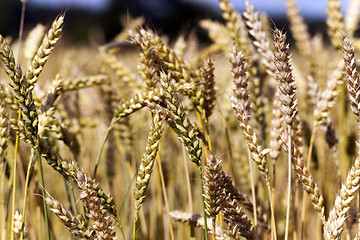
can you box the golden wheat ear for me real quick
[26,13,65,92]
[324,36,360,239]
[243,0,276,77]
[273,28,325,221]
[230,45,269,178]
[326,0,345,49]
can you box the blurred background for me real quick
[0,0,352,43]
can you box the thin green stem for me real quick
[114,216,125,240]
[133,217,136,240]
[93,122,114,178]
[199,165,209,240]
[35,146,50,240]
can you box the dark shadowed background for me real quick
[0,0,352,43]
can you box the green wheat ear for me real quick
[134,113,164,222]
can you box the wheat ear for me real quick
[23,24,45,66]
[200,58,216,119]
[243,0,276,76]
[0,35,38,145]
[130,28,197,95]
[324,157,360,240]
[230,45,269,177]
[75,168,116,239]
[45,193,93,239]
[134,113,164,222]
[218,0,244,49]
[26,14,65,92]
[286,0,313,65]
[345,0,360,38]
[324,36,360,239]
[203,154,224,234]
[13,210,28,240]
[326,0,344,49]
[273,28,325,221]
[314,60,345,126]
[221,192,254,240]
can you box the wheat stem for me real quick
[300,127,317,238]
[20,151,35,240]
[93,122,113,178]
[285,127,292,240]
[199,165,209,240]
[156,155,175,240]
[10,109,21,240]
[247,149,258,227]
[35,146,51,240]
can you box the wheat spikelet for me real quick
[113,88,163,122]
[129,28,159,89]
[307,75,320,108]
[314,60,345,126]
[157,73,202,166]
[45,193,93,239]
[42,74,63,112]
[38,140,118,217]
[13,210,28,240]
[173,35,186,59]
[221,194,254,240]
[75,168,116,239]
[62,75,109,92]
[37,107,59,139]
[221,170,268,231]
[130,28,197,94]
[0,84,8,162]
[269,91,283,162]
[273,29,297,127]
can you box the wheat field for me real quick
[1,0,360,239]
